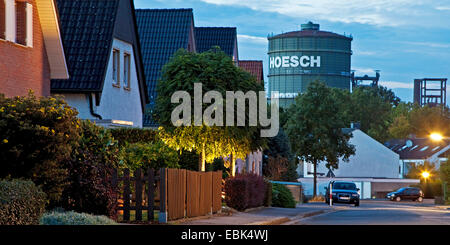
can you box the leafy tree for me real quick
[388,104,450,139]
[285,81,355,197]
[154,49,266,175]
[348,86,395,142]
[263,128,298,181]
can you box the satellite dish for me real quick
[406,140,413,148]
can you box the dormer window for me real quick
[112,49,120,87]
[0,0,32,46]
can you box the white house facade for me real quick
[298,128,420,199]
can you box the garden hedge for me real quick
[0,179,47,225]
[224,173,266,211]
[272,183,296,208]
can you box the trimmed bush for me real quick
[60,120,119,219]
[272,183,296,208]
[109,127,157,146]
[0,92,81,203]
[0,179,47,225]
[120,141,180,171]
[224,173,266,211]
[40,211,117,225]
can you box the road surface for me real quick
[292,200,450,225]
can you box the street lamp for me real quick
[429,133,444,141]
[421,171,430,179]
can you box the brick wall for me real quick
[0,0,51,97]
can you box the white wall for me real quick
[303,129,400,178]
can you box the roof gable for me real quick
[195,27,237,58]
[51,0,120,91]
[135,8,195,127]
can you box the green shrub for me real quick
[272,183,296,208]
[40,211,117,225]
[59,120,119,218]
[0,92,81,204]
[0,179,47,225]
[120,141,180,171]
[109,127,158,146]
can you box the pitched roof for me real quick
[238,60,264,83]
[51,0,120,91]
[384,138,450,160]
[135,8,195,127]
[195,27,237,58]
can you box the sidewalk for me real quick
[172,204,334,225]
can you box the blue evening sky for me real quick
[135,0,450,104]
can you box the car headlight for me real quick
[352,193,359,197]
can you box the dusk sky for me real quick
[135,0,450,104]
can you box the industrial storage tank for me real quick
[268,22,353,107]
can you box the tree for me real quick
[154,49,266,174]
[388,104,450,139]
[285,81,355,197]
[263,128,298,181]
[348,86,396,142]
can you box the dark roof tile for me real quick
[195,27,237,58]
[51,0,119,91]
[135,9,194,127]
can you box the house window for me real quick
[1,0,32,46]
[0,0,5,39]
[15,1,26,45]
[112,49,120,87]
[123,53,131,89]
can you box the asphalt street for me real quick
[292,200,450,225]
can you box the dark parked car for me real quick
[325,181,360,206]
[386,187,424,202]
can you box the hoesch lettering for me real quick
[270,56,321,68]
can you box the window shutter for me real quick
[25,2,31,47]
[4,0,15,42]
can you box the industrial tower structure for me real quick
[413,78,447,107]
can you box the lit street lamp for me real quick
[421,171,430,179]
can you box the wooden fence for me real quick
[112,168,222,223]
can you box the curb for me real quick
[245,209,332,225]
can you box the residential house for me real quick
[0,0,68,97]
[385,138,450,178]
[135,8,196,127]
[298,127,420,198]
[51,0,148,128]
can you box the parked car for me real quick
[386,187,424,202]
[325,181,360,206]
